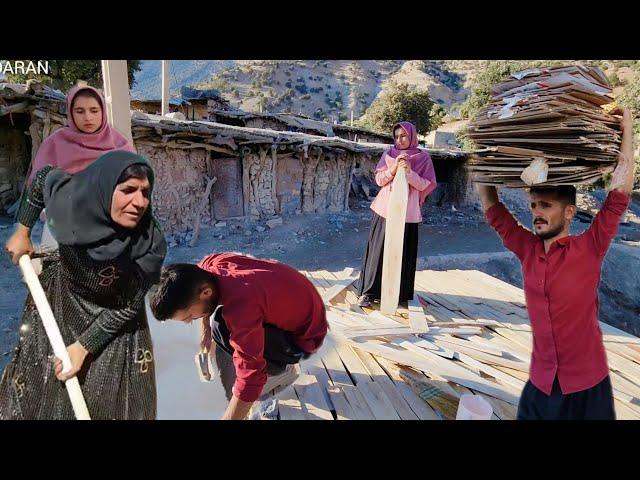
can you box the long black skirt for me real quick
[357,212,419,304]
[517,376,615,420]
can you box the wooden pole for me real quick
[101,60,134,145]
[18,255,91,420]
[161,60,170,116]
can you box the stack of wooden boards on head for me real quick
[465,65,621,187]
[262,267,640,420]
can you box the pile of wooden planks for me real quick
[263,267,640,420]
[465,65,621,187]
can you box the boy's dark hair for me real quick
[150,263,215,320]
[529,185,577,206]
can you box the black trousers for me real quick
[357,212,419,303]
[210,306,308,401]
[517,375,615,420]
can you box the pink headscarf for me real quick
[27,85,135,184]
[375,121,437,206]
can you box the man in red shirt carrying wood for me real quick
[150,252,328,420]
[477,108,636,420]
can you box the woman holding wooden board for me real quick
[356,121,437,307]
[1,151,166,419]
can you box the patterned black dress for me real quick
[0,167,157,419]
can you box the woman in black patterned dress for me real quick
[1,151,166,419]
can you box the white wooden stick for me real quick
[19,255,91,420]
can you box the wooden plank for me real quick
[424,326,484,336]
[277,385,306,420]
[319,268,358,304]
[351,347,388,378]
[306,270,333,291]
[428,337,530,372]
[344,341,420,419]
[606,351,640,386]
[453,351,526,391]
[431,333,510,357]
[342,327,420,338]
[470,332,533,362]
[326,385,357,420]
[416,271,530,324]
[292,374,334,420]
[343,336,521,404]
[444,334,531,366]
[395,336,456,360]
[334,343,372,385]
[418,291,462,313]
[610,371,640,399]
[356,380,401,420]
[300,354,334,410]
[373,376,420,420]
[373,357,441,420]
[492,326,534,352]
[341,286,368,315]
[614,399,640,420]
[408,294,429,333]
[431,270,527,310]
[386,362,461,420]
[321,347,355,386]
[393,380,441,420]
[607,343,640,365]
[362,339,503,407]
[330,307,401,327]
[493,365,531,382]
[300,270,328,296]
[380,167,408,315]
[340,384,376,420]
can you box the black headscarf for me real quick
[43,150,167,282]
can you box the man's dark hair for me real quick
[150,263,215,320]
[529,185,577,206]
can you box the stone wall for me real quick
[137,144,213,242]
[135,141,375,237]
[0,109,64,212]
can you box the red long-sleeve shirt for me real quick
[197,253,328,402]
[485,190,630,395]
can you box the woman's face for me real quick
[394,127,411,149]
[72,95,103,133]
[111,177,151,229]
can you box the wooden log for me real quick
[189,176,217,247]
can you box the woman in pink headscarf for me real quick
[6,85,135,262]
[356,121,437,307]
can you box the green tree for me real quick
[356,82,440,136]
[458,61,528,120]
[608,71,625,87]
[618,66,640,124]
[4,60,142,90]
